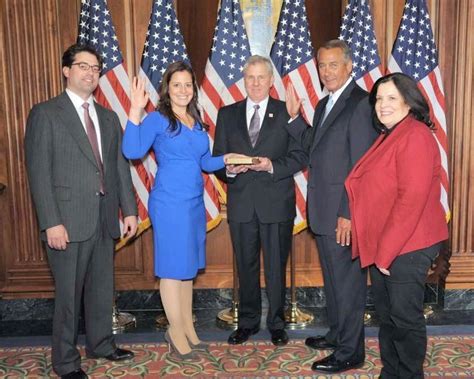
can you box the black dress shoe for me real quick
[228,327,259,344]
[61,368,88,379]
[270,329,289,346]
[104,348,134,361]
[305,335,336,350]
[87,348,134,361]
[311,353,364,372]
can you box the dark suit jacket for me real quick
[213,97,306,223]
[287,80,377,235]
[25,91,137,241]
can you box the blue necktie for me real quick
[320,95,334,127]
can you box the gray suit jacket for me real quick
[286,80,377,235]
[25,91,137,241]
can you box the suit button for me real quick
[95,192,100,196]
[96,171,100,175]
[309,164,313,169]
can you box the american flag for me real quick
[199,0,252,208]
[140,0,189,109]
[388,0,450,220]
[339,0,383,91]
[78,0,153,248]
[269,0,324,233]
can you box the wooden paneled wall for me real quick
[0,0,473,299]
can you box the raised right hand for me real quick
[46,224,70,251]
[130,76,149,110]
[285,83,303,119]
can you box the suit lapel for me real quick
[56,92,98,168]
[253,97,276,149]
[351,117,415,176]
[351,134,384,175]
[311,81,356,149]
[95,103,113,172]
[236,100,253,148]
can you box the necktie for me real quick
[82,102,105,194]
[248,104,260,147]
[320,95,334,127]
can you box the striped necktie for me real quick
[248,104,260,147]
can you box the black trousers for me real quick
[370,243,441,379]
[229,216,293,331]
[46,198,116,376]
[316,235,367,361]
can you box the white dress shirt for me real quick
[246,96,269,131]
[328,76,352,104]
[66,88,103,159]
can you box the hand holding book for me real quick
[224,155,261,165]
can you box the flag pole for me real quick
[216,254,239,328]
[112,302,136,332]
[284,237,313,328]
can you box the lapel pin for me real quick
[269,113,274,118]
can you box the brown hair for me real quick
[157,61,206,133]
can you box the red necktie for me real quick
[82,102,105,194]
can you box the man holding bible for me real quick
[213,55,306,346]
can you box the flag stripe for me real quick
[387,0,450,220]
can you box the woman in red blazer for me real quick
[345,73,448,379]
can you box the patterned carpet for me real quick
[0,336,473,378]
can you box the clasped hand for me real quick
[224,154,273,174]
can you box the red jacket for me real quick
[345,116,448,269]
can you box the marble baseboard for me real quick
[0,285,461,321]
[444,289,474,310]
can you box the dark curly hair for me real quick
[157,61,206,133]
[369,73,434,133]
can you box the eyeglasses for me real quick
[71,62,101,73]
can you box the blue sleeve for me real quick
[201,138,225,172]
[122,112,165,159]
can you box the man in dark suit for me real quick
[213,55,306,346]
[286,40,377,373]
[24,44,138,379]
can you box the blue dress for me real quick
[122,112,225,279]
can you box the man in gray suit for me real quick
[286,40,377,373]
[25,44,138,379]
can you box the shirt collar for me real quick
[66,88,95,110]
[246,96,269,113]
[328,76,352,104]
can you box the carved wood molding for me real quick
[446,0,474,283]
[445,255,474,289]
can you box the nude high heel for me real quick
[164,330,197,360]
[187,337,209,350]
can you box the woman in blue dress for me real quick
[123,62,240,358]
